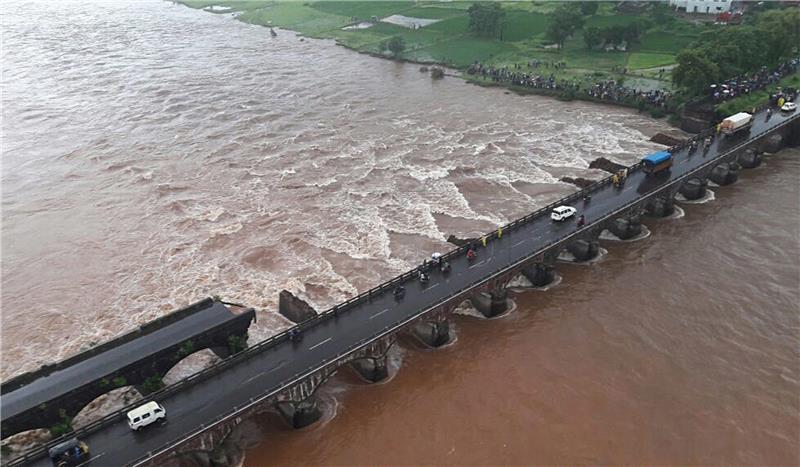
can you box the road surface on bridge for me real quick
[20,108,797,467]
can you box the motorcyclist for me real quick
[419,272,429,284]
[583,194,591,204]
[393,286,405,299]
[766,108,773,119]
[466,248,476,261]
[440,261,451,274]
[577,215,585,227]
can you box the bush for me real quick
[227,335,247,355]
[112,376,127,387]
[431,67,445,79]
[141,376,165,394]
[649,108,666,119]
[558,88,577,101]
[50,410,72,437]
[178,340,195,358]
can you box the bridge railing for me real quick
[10,108,795,467]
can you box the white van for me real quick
[127,401,166,431]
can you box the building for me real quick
[669,0,733,14]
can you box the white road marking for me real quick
[468,260,485,269]
[512,239,526,247]
[242,360,288,384]
[82,453,105,466]
[308,337,332,351]
[370,308,389,320]
[423,283,440,292]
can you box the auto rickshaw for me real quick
[48,438,90,467]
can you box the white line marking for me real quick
[424,283,440,292]
[512,240,526,247]
[468,260,485,269]
[370,308,389,320]
[308,337,332,351]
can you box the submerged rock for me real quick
[1,429,51,462]
[588,157,625,174]
[72,386,143,430]
[446,234,477,247]
[650,132,686,146]
[164,349,222,386]
[560,176,594,188]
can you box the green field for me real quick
[179,1,713,91]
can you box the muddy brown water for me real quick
[2,1,797,465]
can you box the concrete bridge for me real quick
[0,298,255,437]
[4,107,798,467]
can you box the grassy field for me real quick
[179,1,713,91]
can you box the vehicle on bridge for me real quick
[550,205,576,222]
[127,401,166,431]
[720,112,753,135]
[48,438,89,467]
[642,151,673,176]
[782,101,797,112]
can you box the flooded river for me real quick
[2,1,797,465]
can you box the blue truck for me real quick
[642,151,673,175]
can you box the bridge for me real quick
[4,107,798,466]
[0,299,255,437]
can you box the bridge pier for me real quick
[566,239,599,262]
[469,289,509,318]
[275,398,322,429]
[605,216,643,240]
[738,149,762,169]
[410,319,453,347]
[645,196,675,218]
[521,263,556,287]
[350,356,389,383]
[709,162,740,185]
[679,177,708,200]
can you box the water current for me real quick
[2,1,797,465]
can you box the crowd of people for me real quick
[466,61,673,110]
[709,58,799,103]
[468,57,800,113]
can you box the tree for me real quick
[467,2,506,38]
[756,9,800,65]
[579,1,598,16]
[387,36,406,57]
[546,5,585,49]
[672,48,721,96]
[583,26,601,49]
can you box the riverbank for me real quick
[177,2,693,104]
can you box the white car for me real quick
[781,102,797,112]
[127,401,166,431]
[551,205,577,222]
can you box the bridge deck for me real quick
[15,108,798,467]
[1,300,238,421]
